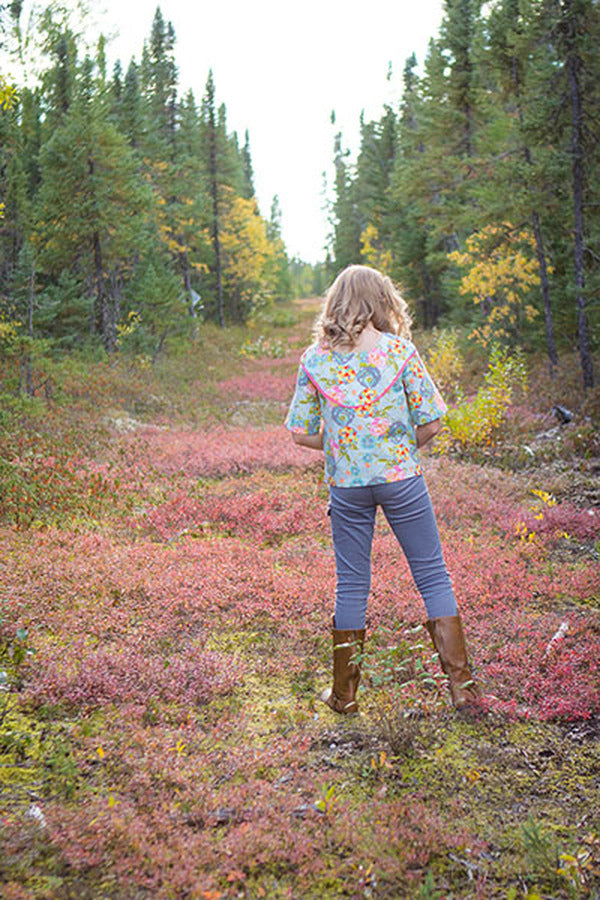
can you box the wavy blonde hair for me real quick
[314,264,412,349]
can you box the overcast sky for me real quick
[14,0,447,262]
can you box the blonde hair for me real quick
[314,264,412,349]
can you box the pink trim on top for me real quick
[301,348,416,409]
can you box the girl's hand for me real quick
[291,429,324,451]
[416,419,441,448]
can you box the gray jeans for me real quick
[329,475,457,629]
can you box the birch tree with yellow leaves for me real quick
[220,196,277,323]
[448,225,543,348]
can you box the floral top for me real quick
[285,332,447,487]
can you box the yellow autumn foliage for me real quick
[425,328,464,400]
[360,222,393,275]
[0,317,21,350]
[221,196,276,313]
[0,78,17,221]
[449,225,544,347]
[146,159,210,269]
[0,76,17,111]
[435,345,528,452]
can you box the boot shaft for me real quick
[425,615,478,708]
[322,617,366,714]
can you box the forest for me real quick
[1,1,598,384]
[326,0,599,390]
[0,2,292,361]
[1,1,599,898]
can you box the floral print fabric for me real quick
[285,333,447,487]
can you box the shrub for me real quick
[217,370,294,401]
[435,344,528,453]
[23,642,244,712]
[356,624,448,754]
[425,328,465,400]
[239,334,285,358]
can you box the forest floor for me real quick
[1,299,600,900]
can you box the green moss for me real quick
[0,702,46,791]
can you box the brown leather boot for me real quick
[425,615,478,709]
[320,615,366,714]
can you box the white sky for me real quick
[11,0,447,262]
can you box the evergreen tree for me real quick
[354,105,397,270]
[266,194,291,302]
[171,88,211,319]
[201,69,225,326]
[1,0,294,358]
[330,118,361,271]
[441,0,481,158]
[390,47,451,325]
[241,129,255,199]
[120,60,144,148]
[485,0,558,366]
[552,0,597,388]
[144,5,178,158]
[35,52,153,351]
[38,15,78,128]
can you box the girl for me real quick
[285,264,478,714]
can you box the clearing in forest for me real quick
[1,300,599,899]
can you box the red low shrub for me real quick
[128,425,319,478]
[217,370,294,401]
[23,640,244,712]
[134,489,327,542]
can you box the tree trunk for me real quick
[566,36,594,389]
[88,154,114,352]
[110,269,122,347]
[208,123,224,328]
[419,264,437,328]
[93,230,114,353]
[26,259,34,396]
[513,48,558,369]
[531,209,558,370]
[87,274,97,336]
[517,129,557,368]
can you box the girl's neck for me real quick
[339,323,381,354]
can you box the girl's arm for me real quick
[291,429,324,451]
[416,418,441,448]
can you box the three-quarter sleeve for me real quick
[402,346,447,426]
[285,365,322,435]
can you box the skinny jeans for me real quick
[329,475,457,630]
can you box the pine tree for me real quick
[144,5,178,158]
[441,0,481,158]
[201,69,225,326]
[510,0,599,386]
[171,88,211,319]
[354,105,397,271]
[330,118,361,271]
[485,0,558,366]
[390,48,450,325]
[266,194,291,303]
[553,0,597,388]
[38,16,77,128]
[241,129,255,199]
[120,60,144,148]
[35,51,153,351]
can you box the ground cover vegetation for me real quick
[1,0,600,896]
[0,294,599,898]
